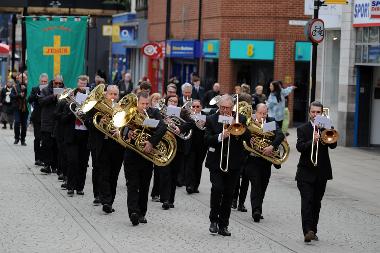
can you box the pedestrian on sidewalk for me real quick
[11,73,29,145]
[1,79,15,130]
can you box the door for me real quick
[358,66,373,147]
[370,67,380,145]
[293,62,310,124]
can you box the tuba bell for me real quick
[238,101,290,165]
[111,94,177,167]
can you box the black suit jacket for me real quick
[295,122,337,183]
[28,87,42,123]
[117,80,133,100]
[204,112,250,172]
[191,86,205,102]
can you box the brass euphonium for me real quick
[157,99,192,140]
[111,94,177,167]
[239,101,290,165]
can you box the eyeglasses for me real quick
[192,105,200,108]
[168,99,178,103]
[220,106,232,110]
[54,82,63,85]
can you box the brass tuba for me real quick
[111,94,177,167]
[238,101,290,165]
[157,99,192,140]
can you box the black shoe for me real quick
[194,189,200,193]
[253,211,261,223]
[93,197,101,206]
[169,203,174,208]
[51,167,57,174]
[313,234,319,241]
[67,190,74,196]
[21,141,26,146]
[138,216,147,223]
[209,222,218,234]
[61,182,67,189]
[151,196,160,202]
[103,204,113,214]
[35,160,44,166]
[76,190,84,195]
[218,227,231,236]
[237,204,247,212]
[130,213,139,226]
[231,199,237,209]
[40,166,51,174]
[58,174,64,181]
[286,132,290,136]
[186,186,194,194]
[304,230,315,243]
[162,201,170,210]
[2,125,6,129]
[14,139,19,144]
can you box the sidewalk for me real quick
[0,127,379,253]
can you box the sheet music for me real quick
[197,114,206,122]
[314,115,332,129]
[39,84,48,91]
[166,106,181,118]
[263,121,276,133]
[53,88,64,95]
[218,115,233,125]
[143,118,159,128]
[75,93,88,105]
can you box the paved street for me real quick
[0,127,379,253]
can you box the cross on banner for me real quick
[43,35,71,76]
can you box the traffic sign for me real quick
[142,43,162,58]
[305,19,325,44]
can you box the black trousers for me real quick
[90,148,101,199]
[176,151,186,186]
[150,166,160,198]
[98,139,124,205]
[41,131,58,169]
[56,138,67,176]
[32,121,43,162]
[297,179,327,235]
[124,150,153,217]
[159,154,180,204]
[14,111,28,142]
[185,146,206,190]
[245,156,272,215]
[66,131,90,191]
[209,168,240,228]
[233,171,249,205]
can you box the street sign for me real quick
[305,19,325,44]
[142,43,162,58]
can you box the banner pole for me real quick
[86,15,90,76]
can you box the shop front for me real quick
[353,1,380,146]
[111,13,148,85]
[230,40,274,93]
[166,40,201,87]
[202,40,219,90]
[294,41,311,124]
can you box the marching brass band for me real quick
[30,74,338,242]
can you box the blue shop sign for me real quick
[230,40,275,60]
[203,40,220,58]
[295,41,312,61]
[166,40,201,59]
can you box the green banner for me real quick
[25,16,87,90]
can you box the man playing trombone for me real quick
[296,101,337,243]
[204,94,250,236]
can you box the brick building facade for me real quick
[148,0,312,124]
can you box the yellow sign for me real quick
[112,25,120,42]
[324,0,347,4]
[102,25,113,36]
[43,35,71,76]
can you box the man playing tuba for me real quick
[245,103,285,223]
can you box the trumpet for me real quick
[220,94,246,172]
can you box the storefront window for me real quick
[355,27,380,64]
[370,27,379,43]
[357,28,363,43]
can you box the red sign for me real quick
[142,43,162,58]
[305,19,325,44]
